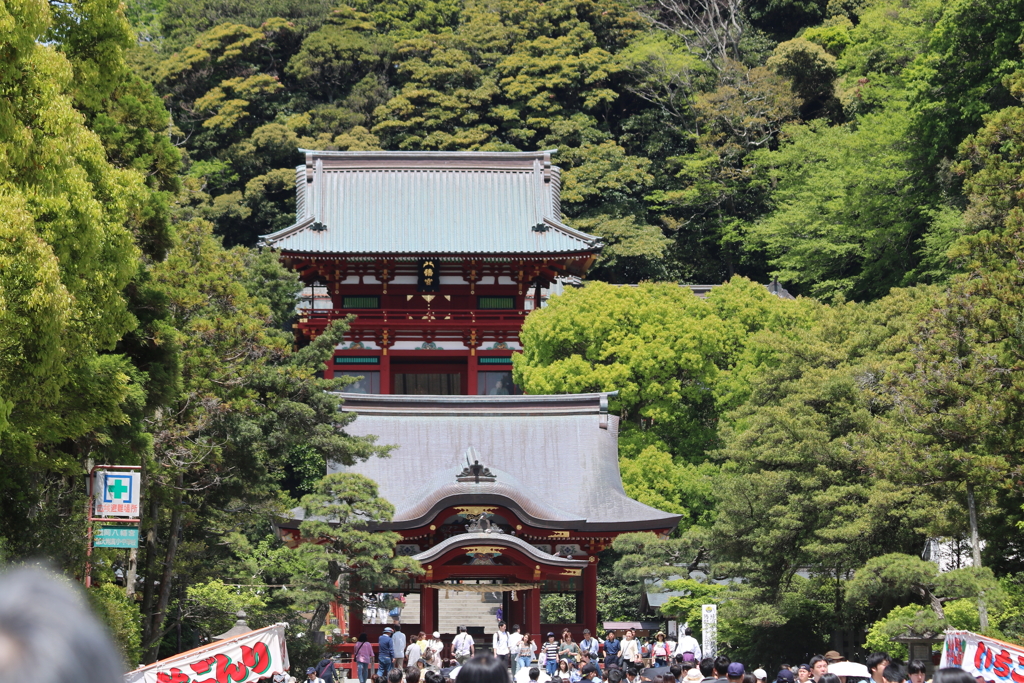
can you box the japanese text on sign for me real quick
[157,643,271,683]
[941,630,1024,683]
[94,470,141,518]
[125,624,290,683]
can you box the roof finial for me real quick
[456,448,495,483]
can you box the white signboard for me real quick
[126,624,290,683]
[702,604,717,658]
[93,470,142,518]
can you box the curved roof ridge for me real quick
[396,479,585,527]
[412,532,589,567]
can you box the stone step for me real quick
[380,589,508,639]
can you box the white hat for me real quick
[685,669,703,683]
[433,631,441,638]
[754,670,767,681]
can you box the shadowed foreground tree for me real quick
[137,216,389,661]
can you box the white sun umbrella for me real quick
[828,663,870,679]
[515,668,552,683]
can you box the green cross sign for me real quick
[94,470,140,517]
[107,478,129,499]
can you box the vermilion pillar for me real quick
[420,587,436,634]
[381,351,391,394]
[350,594,363,636]
[583,559,598,635]
[468,351,479,395]
[527,588,541,639]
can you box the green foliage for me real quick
[89,583,144,667]
[291,473,422,634]
[659,579,726,626]
[863,604,917,660]
[184,579,269,638]
[541,593,578,624]
[0,0,155,550]
[846,553,1000,619]
[745,112,933,300]
[710,289,940,626]
[515,278,803,464]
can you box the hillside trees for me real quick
[130,0,853,283]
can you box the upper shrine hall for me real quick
[261,149,601,395]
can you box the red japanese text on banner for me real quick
[125,624,290,683]
[941,630,1024,683]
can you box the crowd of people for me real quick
[318,624,963,683]
[304,644,977,683]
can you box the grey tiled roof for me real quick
[260,150,601,255]
[328,393,682,532]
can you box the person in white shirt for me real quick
[406,638,423,669]
[493,621,512,667]
[620,631,641,668]
[674,627,701,664]
[452,627,475,664]
[509,625,524,674]
[425,632,444,668]
[392,626,408,672]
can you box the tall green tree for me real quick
[292,473,422,636]
[0,0,151,563]
[136,216,388,661]
[710,289,940,632]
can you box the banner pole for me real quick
[86,466,94,588]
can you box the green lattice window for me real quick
[334,356,380,365]
[342,296,380,309]
[478,296,515,309]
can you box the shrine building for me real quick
[276,392,682,644]
[265,150,682,650]
[260,149,601,395]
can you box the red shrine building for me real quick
[266,150,681,651]
[277,393,682,644]
[260,149,601,395]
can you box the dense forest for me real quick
[1,0,1024,669]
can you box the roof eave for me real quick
[259,215,316,247]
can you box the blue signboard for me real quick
[95,526,140,548]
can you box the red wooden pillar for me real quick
[468,350,479,395]
[420,586,436,634]
[583,559,598,635]
[381,350,391,394]
[527,587,541,640]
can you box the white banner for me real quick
[702,604,717,658]
[126,624,290,683]
[940,629,1024,683]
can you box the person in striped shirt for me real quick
[543,632,560,676]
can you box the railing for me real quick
[297,308,530,326]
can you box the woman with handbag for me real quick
[620,630,640,668]
[354,634,374,683]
